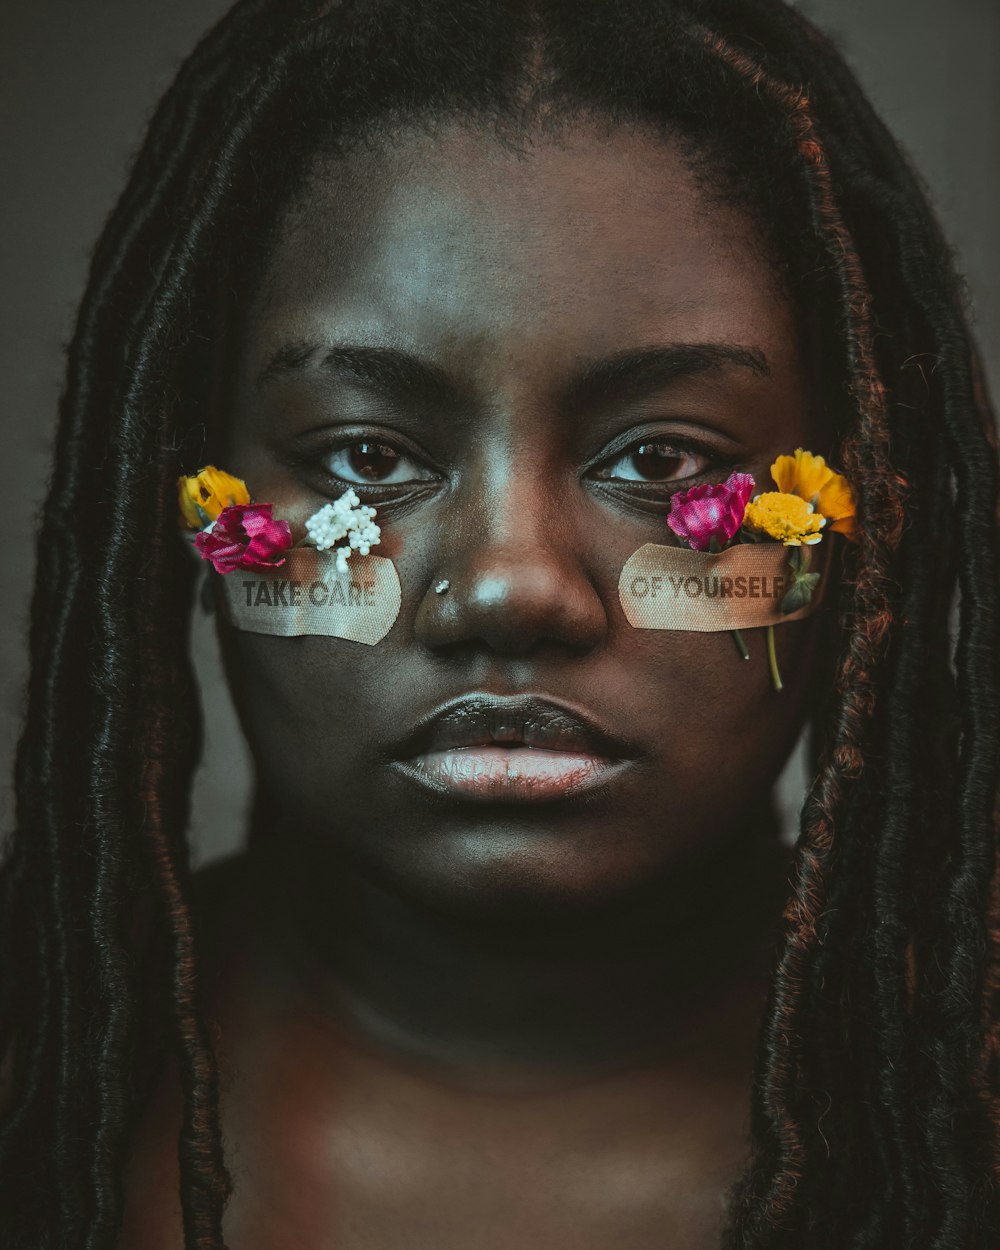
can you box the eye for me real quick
[321,439,437,486]
[592,439,713,484]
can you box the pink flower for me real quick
[666,471,755,551]
[193,503,293,574]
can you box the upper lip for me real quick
[392,693,637,759]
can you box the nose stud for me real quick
[434,579,450,595]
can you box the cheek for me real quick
[218,629,407,815]
[617,622,811,834]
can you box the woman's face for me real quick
[215,119,832,919]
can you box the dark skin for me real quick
[117,119,839,1247]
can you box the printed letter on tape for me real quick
[219,548,400,644]
[619,542,830,632]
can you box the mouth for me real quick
[388,692,638,803]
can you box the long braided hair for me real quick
[3,1,998,1246]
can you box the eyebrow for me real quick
[256,342,458,406]
[560,342,770,411]
[255,339,770,409]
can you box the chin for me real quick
[339,815,686,925]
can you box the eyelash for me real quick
[589,435,723,488]
[302,432,732,497]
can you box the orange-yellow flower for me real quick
[177,465,250,529]
[743,492,826,546]
[770,447,858,542]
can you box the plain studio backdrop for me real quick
[1,1,997,868]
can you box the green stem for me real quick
[767,624,783,692]
[731,629,750,660]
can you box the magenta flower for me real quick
[193,503,293,574]
[667,471,755,551]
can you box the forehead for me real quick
[242,119,796,383]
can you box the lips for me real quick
[389,693,637,803]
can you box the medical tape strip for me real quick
[216,547,401,644]
[619,540,831,632]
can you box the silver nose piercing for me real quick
[434,579,450,595]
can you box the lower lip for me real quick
[392,746,628,802]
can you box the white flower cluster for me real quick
[304,488,381,575]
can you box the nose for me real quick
[413,463,608,658]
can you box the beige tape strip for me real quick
[217,547,400,644]
[619,541,831,632]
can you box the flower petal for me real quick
[667,470,755,551]
[177,465,251,529]
[771,448,834,500]
[192,502,292,574]
[743,490,826,546]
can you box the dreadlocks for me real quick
[2,1,997,1246]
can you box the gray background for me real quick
[2,1,998,867]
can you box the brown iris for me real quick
[348,441,400,481]
[630,442,685,480]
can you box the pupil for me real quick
[349,441,398,480]
[632,442,680,480]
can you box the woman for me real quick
[2,1,998,1247]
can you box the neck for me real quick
[235,794,791,1092]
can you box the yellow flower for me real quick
[770,447,859,542]
[743,491,827,546]
[177,465,250,529]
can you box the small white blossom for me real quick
[305,488,381,572]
